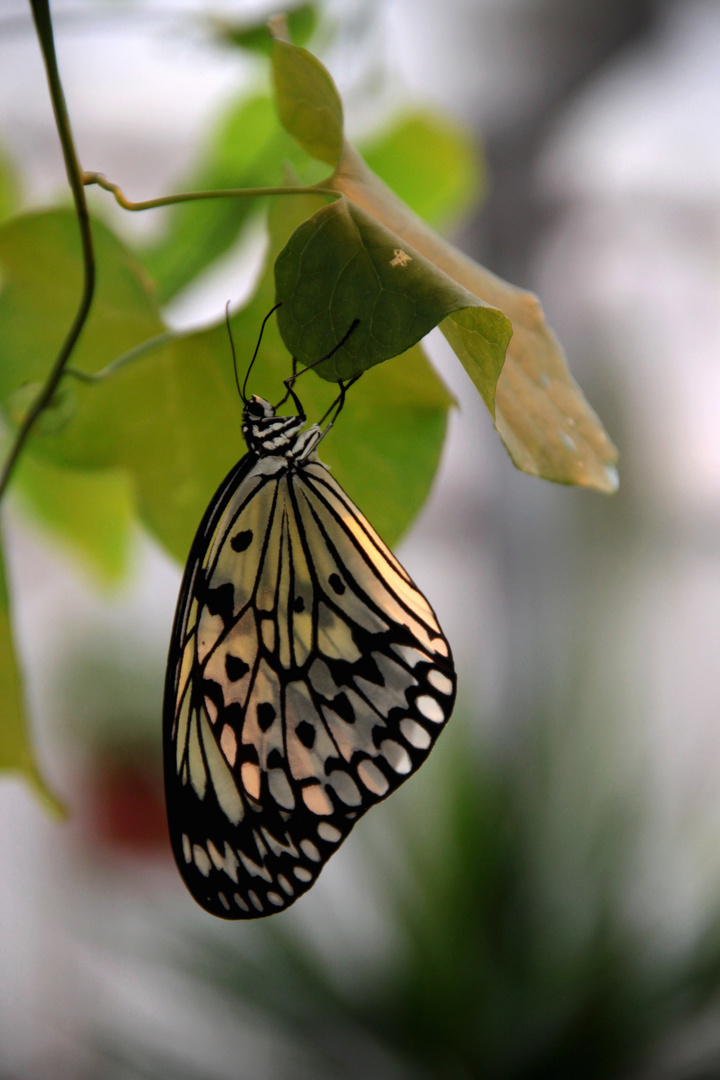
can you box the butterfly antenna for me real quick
[225,302,243,401]
[240,302,282,404]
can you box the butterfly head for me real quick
[242,395,314,459]
[244,395,275,421]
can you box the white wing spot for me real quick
[219,892,230,911]
[379,739,412,774]
[267,891,285,907]
[300,839,321,862]
[268,768,295,810]
[234,893,249,912]
[248,890,263,911]
[253,830,269,858]
[182,834,192,863]
[261,827,299,859]
[220,724,237,766]
[219,842,240,882]
[428,670,454,696]
[193,844,212,877]
[241,762,261,800]
[317,822,342,843]
[208,839,224,869]
[326,770,363,806]
[400,718,431,750]
[238,849,273,883]
[357,759,389,795]
[431,637,449,658]
[416,694,445,723]
[302,784,333,815]
[278,874,294,896]
[294,866,313,883]
[392,643,431,668]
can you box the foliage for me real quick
[0,11,615,811]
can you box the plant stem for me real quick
[65,329,178,384]
[83,171,333,212]
[0,0,95,502]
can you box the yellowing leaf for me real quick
[328,145,618,491]
[268,38,618,492]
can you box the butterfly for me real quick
[163,307,456,918]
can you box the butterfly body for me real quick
[164,393,456,919]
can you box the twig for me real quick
[65,329,178,384]
[83,171,330,212]
[0,0,95,501]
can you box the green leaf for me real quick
[13,456,135,586]
[0,209,239,563]
[271,39,344,167]
[274,197,511,412]
[0,538,63,814]
[211,3,319,55]
[361,109,484,228]
[0,210,164,406]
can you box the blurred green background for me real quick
[2,1,720,1078]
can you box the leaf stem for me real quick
[65,329,178,384]
[83,171,333,212]
[0,0,95,502]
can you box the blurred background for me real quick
[2,0,720,1076]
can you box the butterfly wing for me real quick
[164,454,456,919]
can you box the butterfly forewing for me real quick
[164,419,456,919]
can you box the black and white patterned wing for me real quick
[163,453,296,918]
[164,453,456,920]
[289,460,456,798]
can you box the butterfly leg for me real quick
[318,373,363,440]
[276,318,361,414]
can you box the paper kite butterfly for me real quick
[163,307,456,918]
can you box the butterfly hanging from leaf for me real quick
[163,308,456,918]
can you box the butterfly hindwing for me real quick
[164,427,456,919]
